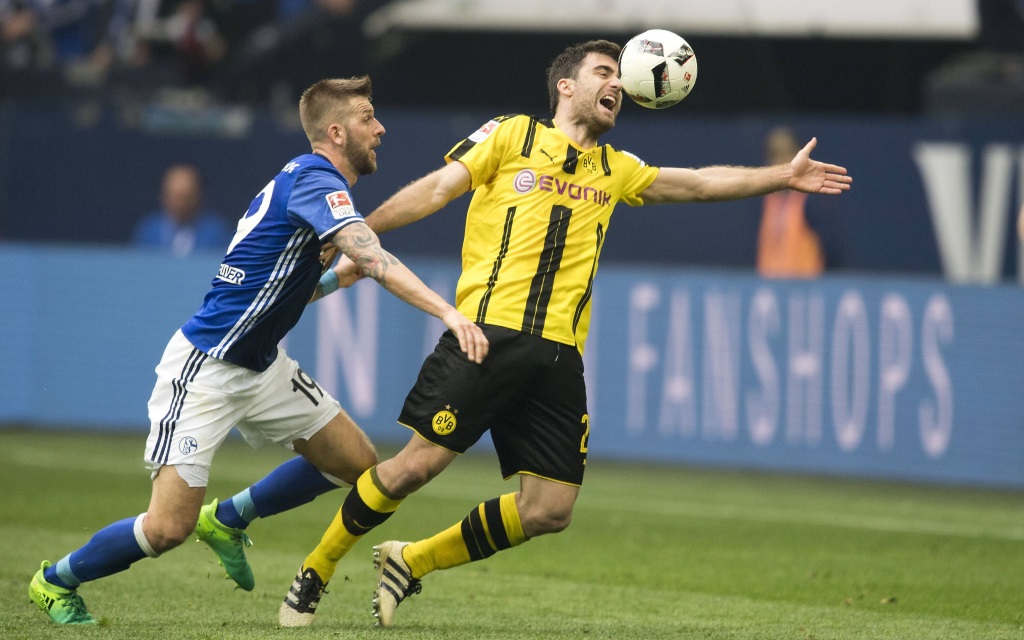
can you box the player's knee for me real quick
[376,441,453,496]
[521,505,573,536]
[385,458,443,496]
[543,508,574,534]
[392,464,431,494]
[143,517,194,552]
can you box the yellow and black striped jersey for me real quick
[445,114,660,354]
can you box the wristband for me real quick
[319,269,340,296]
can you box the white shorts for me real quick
[143,330,341,486]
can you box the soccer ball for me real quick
[618,29,698,109]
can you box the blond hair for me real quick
[298,76,373,144]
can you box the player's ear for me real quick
[327,123,346,147]
[557,77,574,99]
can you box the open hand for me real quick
[790,137,853,195]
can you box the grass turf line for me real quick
[1,428,1022,639]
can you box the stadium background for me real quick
[2,0,1024,489]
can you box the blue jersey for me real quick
[181,153,363,372]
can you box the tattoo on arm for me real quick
[332,223,399,285]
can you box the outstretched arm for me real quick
[309,160,470,304]
[364,161,472,233]
[327,221,488,363]
[640,137,852,204]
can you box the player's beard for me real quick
[569,95,615,139]
[344,134,378,176]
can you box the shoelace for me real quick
[237,532,252,548]
[66,592,91,620]
[293,572,328,606]
[222,528,252,549]
[404,579,422,598]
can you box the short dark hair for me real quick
[546,40,621,115]
[299,76,373,144]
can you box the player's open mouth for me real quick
[598,94,618,114]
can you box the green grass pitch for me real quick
[2,428,1022,640]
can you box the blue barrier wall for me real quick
[3,105,1024,279]
[2,245,1022,489]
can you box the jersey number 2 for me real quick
[227,180,276,254]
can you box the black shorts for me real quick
[398,324,589,485]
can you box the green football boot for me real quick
[194,499,254,591]
[29,561,97,624]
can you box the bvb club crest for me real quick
[432,406,458,436]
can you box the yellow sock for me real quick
[404,493,527,579]
[403,521,469,578]
[303,466,402,583]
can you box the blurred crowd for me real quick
[0,0,384,102]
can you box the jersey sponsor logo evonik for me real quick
[535,174,612,206]
[513,169,536,193]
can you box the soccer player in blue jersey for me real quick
[276,40,852,629]
[27,76,488,625]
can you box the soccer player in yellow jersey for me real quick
[278,39,852,628]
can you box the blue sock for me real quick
[44,516,149,589]
[215,457,340,530]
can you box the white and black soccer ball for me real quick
[619,29,698,109]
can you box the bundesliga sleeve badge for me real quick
[468,120,500,143]
[326,190,356,220]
